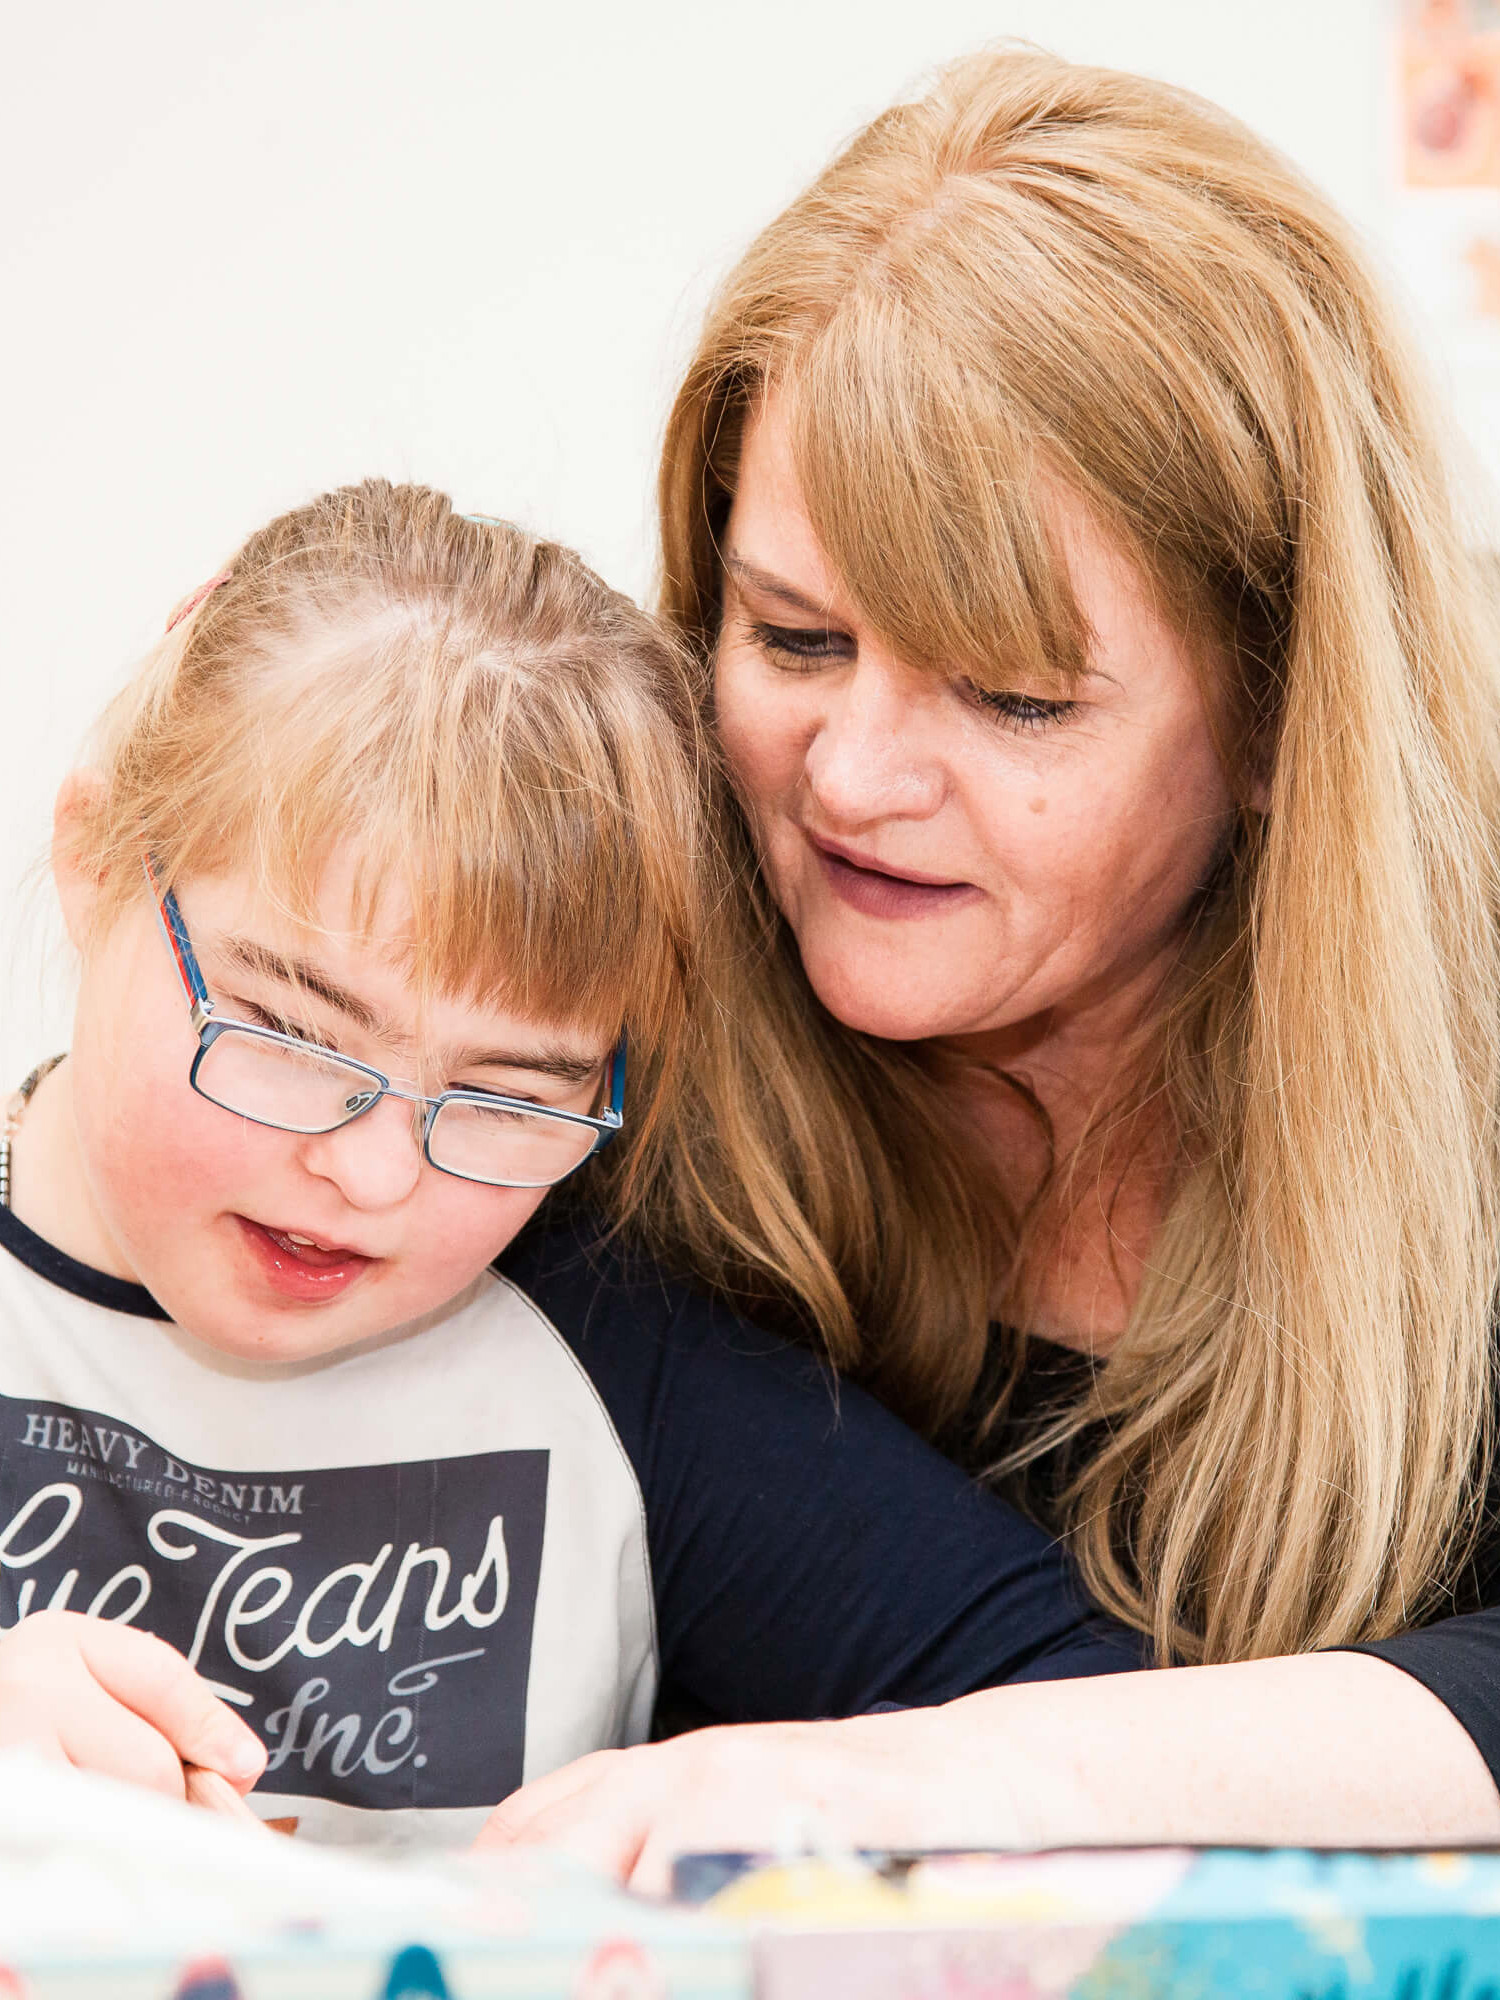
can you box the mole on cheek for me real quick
[1027,795,1047,815]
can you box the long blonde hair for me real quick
[653,48,1500,1664]
[67,478,716,1194]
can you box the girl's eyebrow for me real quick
[218,937,387,1037]
[214,936,603,1081]
[452,1046,603,1083]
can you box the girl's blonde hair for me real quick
[68,479,715,1190]
[654,47,1500,1664]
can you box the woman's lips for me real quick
[235,1216,375,1304]
[808,836,979,921]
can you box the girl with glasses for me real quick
[0,478,1139,1848]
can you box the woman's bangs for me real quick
[782,287,1090,696]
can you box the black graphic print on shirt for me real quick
[0,1391,547,1810]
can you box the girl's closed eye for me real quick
[453,1081,543,1109]
[236,999,331,1048]
[452,1093,542,1127]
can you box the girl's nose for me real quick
[299,1092,424,1211]
[803,661,945,826]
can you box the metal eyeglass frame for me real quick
[145,859,626,1189]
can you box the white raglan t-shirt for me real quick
[0,1206,655,1852]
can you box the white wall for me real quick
[0,1,1402,1075]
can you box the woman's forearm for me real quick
[950,1653,1500,1851]
[483,1653,1500,1889]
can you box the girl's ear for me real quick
[51,770,109,954]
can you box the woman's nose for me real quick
[802,662,945,825]
[299,1092,424,1210]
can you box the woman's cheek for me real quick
[714,652,798,812]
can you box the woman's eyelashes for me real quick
[748,619,855,667]
[961,681,1079,732]
[749,621,1077,727]
[747,619,1078,734]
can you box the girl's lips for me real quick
[807,836,980,921]
[234,1216,375,1305]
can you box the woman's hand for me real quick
[476,1708,1046,1893]
[0,1611,266,1800]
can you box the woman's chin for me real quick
[799,956,991,1044]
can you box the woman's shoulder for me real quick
[494,1207,803,1369]
[493,1207,866,1467]
[495,1209,1072,1509]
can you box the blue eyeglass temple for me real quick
[150,868,627,1134]
[154,876,211,1015]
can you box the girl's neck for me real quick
[6,1058,139,1283]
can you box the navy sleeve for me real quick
[1346,1612,1500,1790]
[498,1218,1146,1725]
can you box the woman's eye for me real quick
[963,683,1079,732]
[748,620,854,667]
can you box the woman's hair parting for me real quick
[69,479,716,1187]
[653,46,1500,1667]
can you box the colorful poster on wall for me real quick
[1390,1,1500,495]
[1401,0,1500,187]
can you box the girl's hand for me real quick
[475,1709,1038,1894]
[0,1611,266,1801]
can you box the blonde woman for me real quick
[485,48,1500,1881]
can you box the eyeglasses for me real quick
[146,861,626,1190]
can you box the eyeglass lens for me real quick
[194,1027,599,1187]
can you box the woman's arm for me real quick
[479,1651,1500,1891]
[500,1217,1146,1720]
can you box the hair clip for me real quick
[165,571,232,633]
[460,513,520,532]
